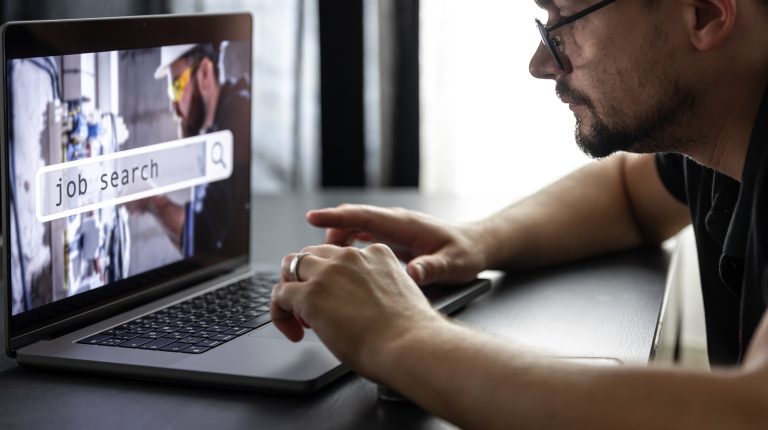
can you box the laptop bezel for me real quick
[1,13,254,356]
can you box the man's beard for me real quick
[557,80,696,158]
[179,80,207,138]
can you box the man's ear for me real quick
[683,0,737,51]
[196,57,216,93]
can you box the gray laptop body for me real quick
[1,13,489,393]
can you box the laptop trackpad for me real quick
[251,323,322,342]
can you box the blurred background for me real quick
[1,0,587,199]
[0,0,709,369]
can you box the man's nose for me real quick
[529,42,567,80]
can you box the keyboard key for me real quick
[195,331,218,338]
[210,334,236,342]
[118,337,154,348]
[163,332,189,340]
[160,342,191,352]
[139,338,177,350]
[115,332,141,340]
[181,345,210,354]
[144,332,166,339]
[98,338,126,346]
[195,339,223,348]
[223,327,253,336]
[239,314,271,329]
[178,337,205,344]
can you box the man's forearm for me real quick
[472,154,688,270]
[372,320,765,430]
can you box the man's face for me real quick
[530,0,696,158]
[169,58,206,138]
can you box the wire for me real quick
[26,57,61,101]
[6,61,30,311]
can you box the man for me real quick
[139,44,251,259]
[271,0,768,428]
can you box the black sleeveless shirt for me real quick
[655,85,768,366]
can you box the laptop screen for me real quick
[2,14,252,342]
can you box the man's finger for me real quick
[270,301,304,342]
[307,205,423,245]
[271,282,308,342]
[408,254,456,286]
[299,244,342,258]
[281,252,323,283]
[325,228,377,247]
[325,228,358,246]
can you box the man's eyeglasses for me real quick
[535,0,618,71]
[168,66,195,103]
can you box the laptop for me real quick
[0,13,490,393]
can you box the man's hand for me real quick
[270,243,446,378]
[306,204,489,286]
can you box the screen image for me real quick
[6,41,252,317]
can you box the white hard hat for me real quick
[154,44,198,79]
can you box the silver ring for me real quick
[288,252,311,282]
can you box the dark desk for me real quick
[0,191,670,430]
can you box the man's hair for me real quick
[183,44,221,82]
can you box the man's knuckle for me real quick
[369,243,391,255]
[281,254,293,267]
[337,246,360,260]
[388,206,407,215]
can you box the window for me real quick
[421,0,589,200]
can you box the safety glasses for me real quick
[167,66,195,103]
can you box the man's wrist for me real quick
[363,314,452,383]
[466,218,506,270]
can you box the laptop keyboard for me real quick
[76,273,279,354]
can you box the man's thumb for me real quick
[407,255,448,285]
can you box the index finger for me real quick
[307,204,421,246]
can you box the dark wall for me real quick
[0,0,168,22]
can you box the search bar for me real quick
[35,130,234,222]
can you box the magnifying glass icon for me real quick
[211,141,227,169]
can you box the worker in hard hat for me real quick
[132,43,251,259]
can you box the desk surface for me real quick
[0,190,670,430]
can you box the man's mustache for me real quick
[556,81,593,110]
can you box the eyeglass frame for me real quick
[535,0,618,71]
